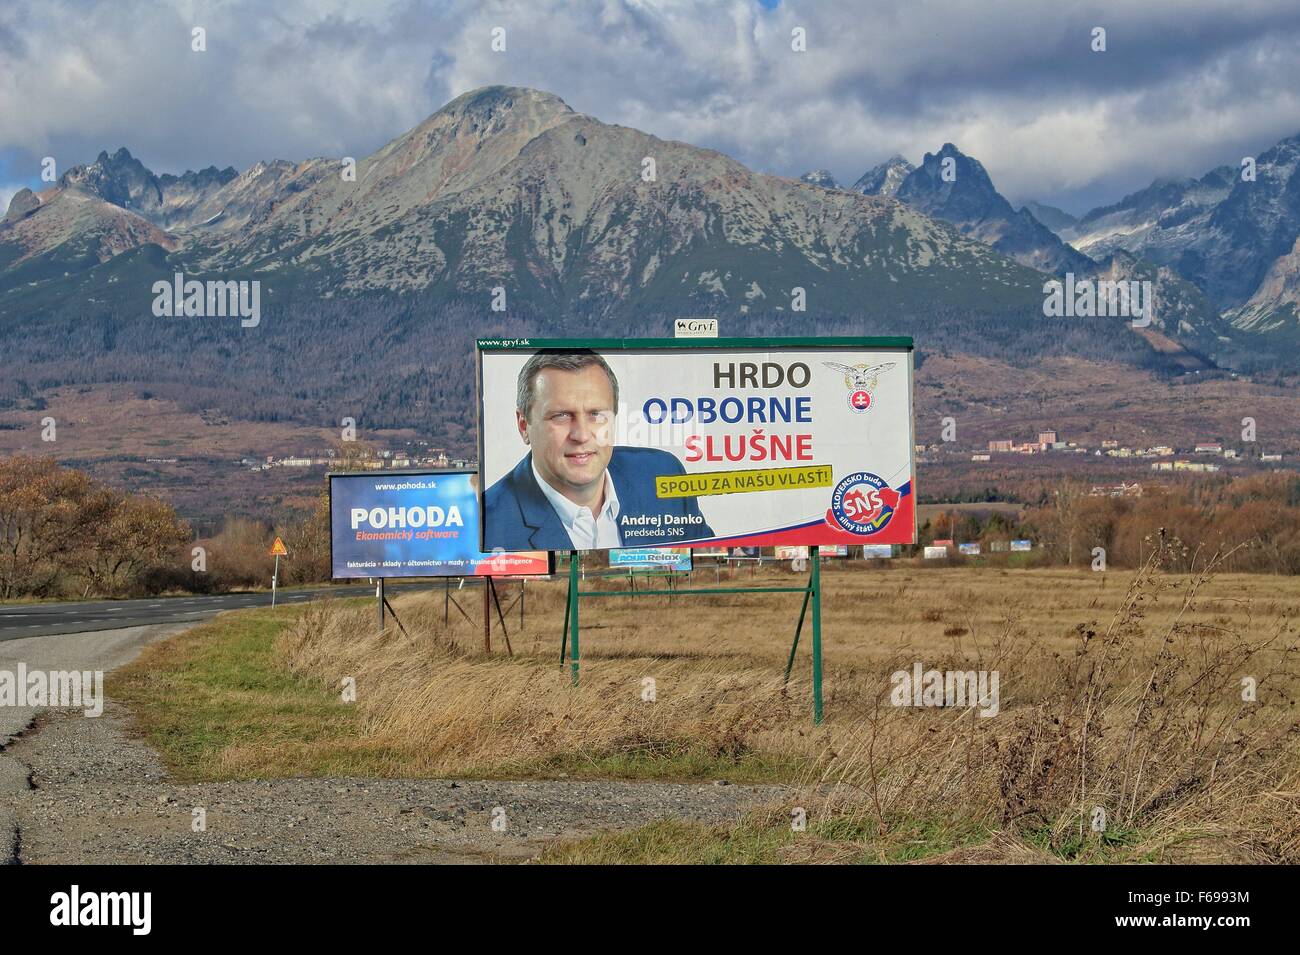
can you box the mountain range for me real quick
[1,87,1049,320]
[802,130,1300,354]
[0,84,1295,444]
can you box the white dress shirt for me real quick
[532,462,622,549]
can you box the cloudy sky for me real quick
[2,0,1299,215]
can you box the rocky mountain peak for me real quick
[898,144,1000,210]
[60,147,162,211]
[851,155,914,197]
[2,188,40,222]
[799,169,841,189]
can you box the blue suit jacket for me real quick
[484,447,714,551]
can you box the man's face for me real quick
[518,364,615,498]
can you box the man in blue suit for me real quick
[485,350,714,551]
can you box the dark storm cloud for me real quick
[1,1,1296,213]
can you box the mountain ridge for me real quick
[0,85,1283,375]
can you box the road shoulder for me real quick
[5,700,788,863]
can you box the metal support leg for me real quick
[811,545,823,724]
[568,550,580,686]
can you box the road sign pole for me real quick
[378,578,385,632]
[811,544,823,725]
[268,537,288,607]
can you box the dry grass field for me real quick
[114,548,1300,863]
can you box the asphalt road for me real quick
[0,583,435,641]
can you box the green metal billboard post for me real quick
[810,544,823,724]
[568,550,580,687]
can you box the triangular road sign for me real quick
[269,537,289,557]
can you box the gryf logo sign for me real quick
[674,318,718,338]
[50,885,151,935]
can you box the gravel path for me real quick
[1,625,790,865]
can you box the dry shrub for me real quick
[201,517,275,590]
[809,541,1300,862]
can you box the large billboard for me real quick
[477,337,916,552]
[329,470,551,579]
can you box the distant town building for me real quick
[1090,482,1143,498]
[1194,442,1223,454]
[1038,430,1058,447]
[988,439,1014,452]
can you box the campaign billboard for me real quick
[692,547,730,558]
[862,544,894,559]
[609,547,692,571]
[923,545,949,559]
[329,470,552,579]
[959,542,982,556]
[1011,539,1033,552]
[477,337,916,552]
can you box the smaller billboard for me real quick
[862,544,894,559]
[989,540,1009,553]
[820,544,848,557]
[692,547,729,558]
[610,547,692,571]
[775,545,809,560]
[729,546,762,560]
[1011,539,1033,552]
[923,545,948,559]
[329,470,551,579]
[959,542,981,556]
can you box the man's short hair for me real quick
[516,350,619,422]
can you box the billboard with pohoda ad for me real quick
[329,470,551,578]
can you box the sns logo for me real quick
[823,361,895,414]
[827,472,901,535]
